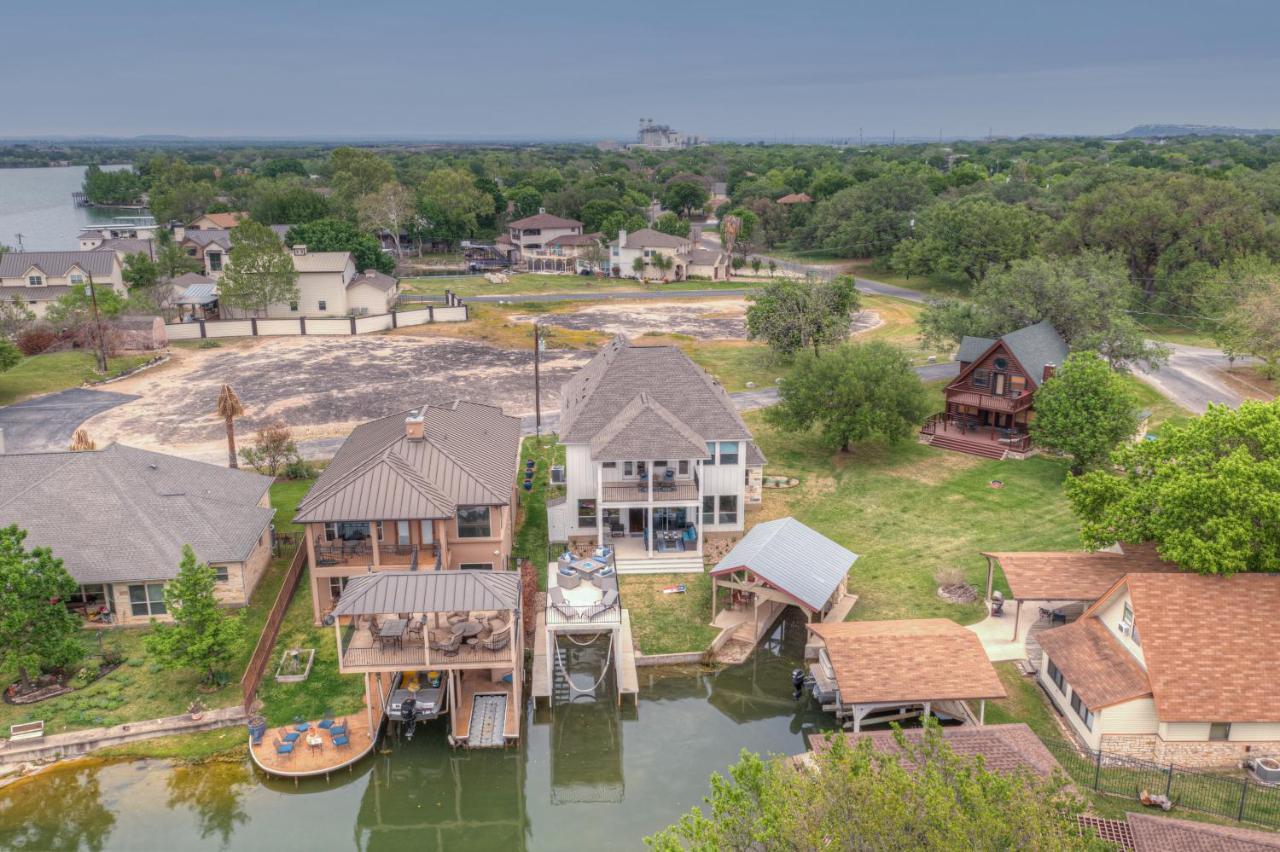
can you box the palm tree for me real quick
[68,428,96,452]
[216,384,245,469]
[631,256,647,281]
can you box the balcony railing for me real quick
[314,540,437,569]
[338,614,514,672]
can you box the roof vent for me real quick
[405,408,425,441]
[291,244,307,256]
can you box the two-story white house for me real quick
[193,246,399,319]
[0,251,125,318]
[1036,571,1280,768]
[548,336,765,571]
[608,228,729,281]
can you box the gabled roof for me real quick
[954,320,1068,388]
[685,247,725,266]
[1126,812,1280,851]
[0,251,117,279]
[93,238,154,257]
[983,543,1176,601]
[509,211,582,229]
[589,392,708,461]
[776,192,813,204]
[166,272,215,289]
[812,723,1062,779]
[559,336,752,445]
[348,270,398,292]
[712,517,856,611]
[332,569,519,616]
[177,280,218,305]
[1115,572,1280,722]
[192,212,247,229]
[546,232,601,247]
[808,619,1007,705]
[1036,617,1152,710]
[182,229,233,250]
[610,228,690,250]
[0,444,274,584]
[291,251,351,274]
[745,441,767,466]
[294,401,521,523]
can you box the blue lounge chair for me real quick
[281,728,301,743]
[317,711,334,730]
[274,737,294,756]
[332,734,350,748]
[294,721,310,733]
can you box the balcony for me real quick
[602,476,699,504]
[313,540,437,570]
[946,389,1033,413]
[337,612,514,673]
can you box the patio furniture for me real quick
[281,728,301,743]
[446,611,470,625]
[559,570,582,590]
[274,737,294,757]
[329,718,348,737]
[990,591,1004,616]
[333,733,350,748]
[549,587,578,619]
[682,526,696,544]
[1039,606,1068,625]
[587,589,619,619]
[306,733,324,751]
[430,631,462,657]
[293,720,310,733]
[318,711,335,730]
[452,619,484,639]
[480,626,511,652]
[378,618,408,650]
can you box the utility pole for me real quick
[86,271,109,372]
[13,233,23,251]
[533,321,543,440]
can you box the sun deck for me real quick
[249,675,385,779]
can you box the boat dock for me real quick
[451,670,519,747]
[532,610,551,702]
[616,611,639,704]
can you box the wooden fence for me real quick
[240,545,308,712]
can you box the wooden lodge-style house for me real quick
[921,319,1069,459]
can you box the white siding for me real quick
[1228,722,1280,741]
[347,282,395,316]
[702,441,746,532]
[1099,698,1159,735]
[1038,654,1103,750]
[1094,588,1146,666]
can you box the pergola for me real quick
[807,619,1007,732]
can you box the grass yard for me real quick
[400,273,748,299]
[846,260,970,299]
[0,351,153,406]
[744,409,1081,624]
[1121,374,1191,430]
[619,573,719,656]
[983,663,1062,740]
[513,435,565,590]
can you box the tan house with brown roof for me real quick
[294,401,522,623]
[188,211,248,230]
[507,209,584,269]
[0,251,125,318]
[1036,572,1280,766]
[608,228,729,281]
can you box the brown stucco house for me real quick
[0,444,275,626]
[294,401,523,623]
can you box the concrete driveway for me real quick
[0,388,139,454]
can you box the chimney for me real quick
[173,225,186,241]
[691,224,703,243]
[363,269,377,277]
[291,244,307,256]
[1042,364,1056,382]
[538,207,546,214]
[618,229,627,247]
[405,408,425,441]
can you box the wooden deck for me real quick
[452,671,519,744]
[616,610,639,703]
[532,611,551,702]
[249,680,382,778]
[601,481,699,503]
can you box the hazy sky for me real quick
[6,0,1280,140]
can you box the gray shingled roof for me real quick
[956,335,997,363]
[181,230,232,250]
[589,392,708,461]
[711,517,856,611]
[0,251,118,278]
[509,211,582,229]
[745,441,767,466]
[685,247,724,265]
[610,228,690,250]
[956,320,1068,386]
[348,270,398,292]
[94,238,154,257]
[559,336,752,446]
[331,570,519,616]
[295,401,521,524]
[0,444,274,584]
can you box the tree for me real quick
[216,384,244,469]
[599,210,647,242]
[45,283,127,330]
[154,230,202,281]
[631,256,648,281]
[652,211,690,238]
[746,275,861,357]
[663,181,710,218]
[81,164,145,206]
[647,723,1091,851]
[652,253,675,280]
[143,546,243,686]
[261,158,308,178]
[766,341,931,452]
[415,168,493,249]
[508,186,542,219]
[0,339,20,373]
[1031,353,1140,474]
[891,195,1045,284]
[0,297,34,340]
[121,251,161,312]
[1219,280,1280,378]
[918,253,1164,370]
[356,182,413,257]
[804,169,933,258]
[248,180,330,225]
[239,420,301,477]
[1066,399,1280,575]
[148,179,217,226]
[284,218,392,274]
[68,428,96,452]
[218,221,299,317]
[0,526,85,692]
[330,147,395,213]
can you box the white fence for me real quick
[165,303,467,341]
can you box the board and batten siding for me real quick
[1099,697,1159,735]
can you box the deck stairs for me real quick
[925,433,1007,460]
[550,647,574,704]
[468,694,507,748]
[615,555,704,574]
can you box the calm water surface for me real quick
[0,165,139,251]
[0,615,834,851]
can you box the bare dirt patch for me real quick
[1216,365,1277,402]
[889,448,982,485]
[83,335,588,458]
[514,298,750,340]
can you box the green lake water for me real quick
[0,615,835,851]
[0,165,141,251]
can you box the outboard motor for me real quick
[401,695,417,740]
[791,668,807,700]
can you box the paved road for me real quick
[1135,343,1251,413]
[0,388,139,454]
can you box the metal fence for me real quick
[1040,735,1280,829]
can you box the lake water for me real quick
[0,615,834,851]
[0,165,140,252]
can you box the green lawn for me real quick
[619,573,719,655]
[984,663,1061,740]
[0,351,153,406]
[745,410,1081,623]
[513,436,565,590]
[1121,373,1190,429]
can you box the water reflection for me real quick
[0,762,116,851]
[165,762,252,847]
[548,638,625,806]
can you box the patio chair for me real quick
[332,733,350,749]
[480,626,511,652]
[370,615,383,634]
[559,570,582,590]
[281,727,301,744]
[317,711,335,730]
[549,587,578,619]
[406,619,424,641]
[431,631,463,657]
[273,737,294,757]
[447,610,470,625]
[329,718,348,737]
[588,589,619,619]
[990,591,1004,617]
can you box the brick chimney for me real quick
[1042,364,1056,381]
[618,229,627,247]
[291,244,307,256]
[405,408,425,441]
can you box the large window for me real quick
[419,520,434,543]
[457,506,492,538]
[28,275,44,287]
[1209,722,1232,741]
[69,274,85,285]
[705,442,717,465]
[213,565,229,583]
[207,251,222,272]
[129,583,166,617]
[1069,692,1094,731]
[460,563,493,571]
[324,521,372,542]
[718,495,738,525]
[577,499,597,528]
[972,368,989,388]
[1047,658,1066,693]
[396,520,411,546]
[719,442,739,465]
[702,496,715,526]
[328,576,349,602]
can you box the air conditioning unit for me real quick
[1119,623,1132,637]
[1248,757,1280,785]
[550,465,565,485]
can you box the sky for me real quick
[5,0,1280,141]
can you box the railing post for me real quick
[1239,775,1249,822]
[1094,747,1102,790]
[1165,763,1174,799]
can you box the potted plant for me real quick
[188,698,207,721]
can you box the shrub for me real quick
[282,458,314,480]
[933,566,968,588]
[16,324,58,356]
[197,339,222,349]
[101,645,125,667]
[70,667,98,689]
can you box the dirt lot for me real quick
[82,336,588,459]
[514,298,751,340]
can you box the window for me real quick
[993,373,1007,395]
[289,301,299,312]
[70,584,107,605]
[678,460,689,475]
[637,461,647,478]
[325,521,371,542]
[128,583,166,617]
[718,495,738,525]
[1010,375,1026,393]
[375,521,384,541]
[993,356,1009,370]
[577,499,597,528]
[457,506,492,538]
[705,442,717,465]
[419,520,434,543]
[623,461,634,477]
[719,442,739,465]
[972,369,989,388]
[654,460,668,469]
[643,249,652,258]
[1209,723,1232,742]
[702,495,716,526]
[396,520,411,547]
[207,251,222,272]
[1070,692,1094,731]
[1047,658,1066,693]
[327,576,349,602]
[69,274,85,285]
[602,461,617,469]
[459,563,493,570]
[317,300,327,311]
[213,566,229,583]
[28,275,44,287]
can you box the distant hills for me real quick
[1120,124,1280,138]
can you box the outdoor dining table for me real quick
[306,733,324,751]
[572,558,605,576]
[378,618,407,649]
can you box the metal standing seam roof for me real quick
[0,251,118,279]
[711,517,857,612]
[331,570,520,616]
[589,392,709,461]
[177,281,219,305]
[559,336,753,446]
[295,401,521,524]
[0,444,274,585]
